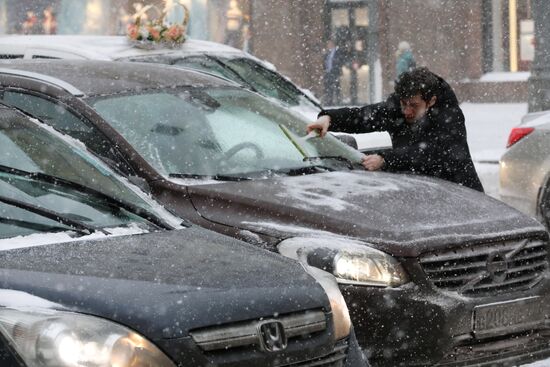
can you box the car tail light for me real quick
[506,127,534,148]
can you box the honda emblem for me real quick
[257,320,287,352]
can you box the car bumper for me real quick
[341,277,550,367]
[156,333,353,367]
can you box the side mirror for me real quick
[334,134,358,150]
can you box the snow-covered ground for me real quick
[462,102,527,163]
[522,359,550,367]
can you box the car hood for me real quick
[0,228,327,339]
[187,171,547,257]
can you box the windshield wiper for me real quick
[0,195,100,236]
[0,217,76,234]
[0,165,176,230]
[169,173,252,182]
[303,156,355,170]
[262,165,334,177]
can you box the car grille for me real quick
[280,341,348,367]
[190,309,327,352]
[435,331,550,366]
[419,239,549,296]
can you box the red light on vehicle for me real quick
[506,127,534,148]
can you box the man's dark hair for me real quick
[395,67,439,101]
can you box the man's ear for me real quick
[427,96,437,108]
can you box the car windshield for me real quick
[0,109,163,238]
[89,87,364,178]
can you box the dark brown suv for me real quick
[1,60,550,366]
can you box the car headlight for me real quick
[303,265,352,341]
[0,307,175,367]
[278,237,409,287]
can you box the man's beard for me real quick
[409,114,430,133]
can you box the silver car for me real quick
[500,109,550,228]
[0,35,322,120]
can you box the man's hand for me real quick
[362,154,385,171]
[306,115,331,138]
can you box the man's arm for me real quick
[308,94,401,136]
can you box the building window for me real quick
[485,0,533,73]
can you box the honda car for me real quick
[0,102,360,367]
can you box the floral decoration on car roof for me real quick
[127,1,189,49]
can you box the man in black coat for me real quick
[308,67,484,192]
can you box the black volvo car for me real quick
[0,61,549,366]
[0,103,361,366]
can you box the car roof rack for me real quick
[0,68,84,97]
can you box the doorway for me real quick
[324,0,370,106]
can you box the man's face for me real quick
[400,94,436,124]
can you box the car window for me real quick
[89,87,363,178]
[27,48,86,60]
[1,91,131,174]
[173,56,240,81]
[3,92,90,132]
[0,110,160,235]
[0,55,23,59]
[31,55,61,59]
[220,57,318,109]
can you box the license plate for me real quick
[473,296,545,338]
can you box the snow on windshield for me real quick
[0,223,149,251]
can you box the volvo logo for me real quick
[486,252,508,283]
[257,320,287,352]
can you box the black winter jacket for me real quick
[319,75,484,192]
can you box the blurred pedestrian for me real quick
[323,39,345,106]
[42,6,57,35]
[307,67,484,192]
[22,11,40,35]
[395,41,416,78]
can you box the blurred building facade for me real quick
[0,0,537,104]
[0,0,249,40]
[246,0,536,104]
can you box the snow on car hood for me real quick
[187,171,547,257]
[0,228,327,338]
[0,289,62,309]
